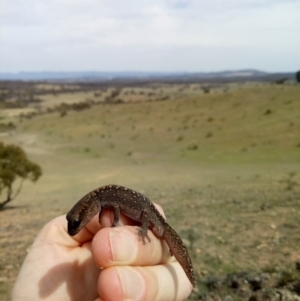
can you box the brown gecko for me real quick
[66,184,195,287]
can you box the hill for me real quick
[0,81,300,300]
[0,69,296,83]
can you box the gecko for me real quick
[66,184,195,287]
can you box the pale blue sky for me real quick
[1,0,299,72]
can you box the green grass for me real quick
[14,85,300,162]
[0,82,300,298]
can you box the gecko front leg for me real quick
[137,209,151,244]
[99,205,122,227]
[111,205,121,227]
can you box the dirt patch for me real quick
[0,82,300,300]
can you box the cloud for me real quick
[0,0,299,72]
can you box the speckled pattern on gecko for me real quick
[66,184,195,287]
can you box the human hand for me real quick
[11,205,193,301]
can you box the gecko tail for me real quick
[163,223,196,287]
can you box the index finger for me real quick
[68,208,130,244]
[70,203,166,244]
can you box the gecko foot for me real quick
[136,227,151,244]
[111,221,122,227]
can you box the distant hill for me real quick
[0,70,296,83]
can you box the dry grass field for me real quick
[0,81,300,300]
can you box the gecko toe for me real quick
[136,227,151,244]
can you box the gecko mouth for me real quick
[67,224,80,236]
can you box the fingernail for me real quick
[118,267,144,300]
[110,229,136,262]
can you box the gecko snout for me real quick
[66,217,82,235]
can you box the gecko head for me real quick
[66,215,83,236]
[66,193,100,236]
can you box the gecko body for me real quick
[66,184,195,287]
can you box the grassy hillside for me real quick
[0,82,300,299]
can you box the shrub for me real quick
[0,142,42,209]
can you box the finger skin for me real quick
[12,201,192,301]
[11,216,99,301]
[92,226,171,267]
[91,225,193,301]
[98,264,192,301]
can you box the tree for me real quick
[296,71,300,83]
[0,142,42,210]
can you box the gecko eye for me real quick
[71,219,82,228]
